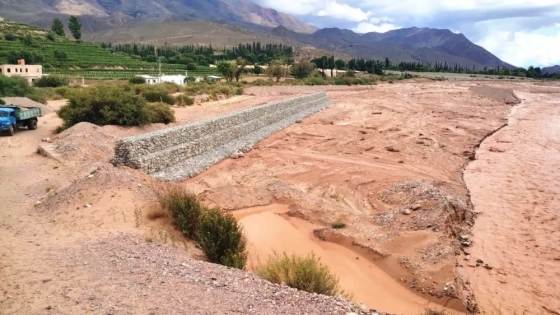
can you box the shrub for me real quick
[186,63,197,71]
[0,75,34,97]
[7,50,44,64]
[129,76,146,84]
[211,85,235,96]
[33,75,68,88]
[331,222,346,229]
[291,61,316,79]
[333,77,352,86]
[256,252,343,296]
[197,208,247,269]
[305,77,327,86]
[54,85,82,98]
[4,33,17,41]
[46,32,56,41]
[57,84,150,129]
[250,79,274,86]
[142,90,175,105]
[53,50,67,60]
[154,184,203,239]
[0,98,5,105]
[146,102,176,124]
[235,87,244,95]
[25,90,47,104]
[424,309,448,315]
[174,94,194,106]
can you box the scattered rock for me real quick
[462,241,471,247]
[371,112,382,115]
[85,203,92,208]
[484,264,493,270]
[295,119,302,123]
[459,234,470,241]
[411,204,421,211]
[398,160,404,164]
[402,208,412,215]
[489,147,505,153]
[359,130,368,134]
[464,255,471,261]
[230,151,244,159]
[385,146,400,153]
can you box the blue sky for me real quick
[251,0,560,68]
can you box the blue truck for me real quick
[0,105,42,136]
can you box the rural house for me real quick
[0,59,43,84]
[136,74,187,85]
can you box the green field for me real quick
[0,19,219,80]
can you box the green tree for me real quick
[0,75,34,97]
[51,18,65,36]
[234,57,247,82]
[253,65,262,76]
[335,59,346,70]
[68,16,82,40]
[33,75,68,88]
[291,60,315,79]
[217,61,236,82]
[267,60,284,82]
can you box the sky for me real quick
[251,0,560,68]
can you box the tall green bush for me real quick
[146,102,176,125]
[57,84,150,129]
[33,75,68,88]
[197,209,247,269]
[142,90,175,105]
[0,75,34,97]
[129,76,146,84]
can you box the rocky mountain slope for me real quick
[542,65,560,74]
[0,0,316,33]
[0,0,514,68]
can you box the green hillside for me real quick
[0,19,219,79]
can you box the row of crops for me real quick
[48,68,220,80]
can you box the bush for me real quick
[154,185,203,239]
[146,102,176,124]
[4,33,17,41]
[25,90,47,104]
[291,61,316,79]
[0,98,5,105]
[256,252,343,296]
[305,77,327,86]
[174,94,194,106]
[331,222,346,229]
[0,75,34,97]
[33,75,68,88]
[235,87,244,95]
[142,90,175,105]
[57,84,150,129]
[53,50,67,60]
[186,63,197,71]
[424,309,448,315]
[53,85,82,98]
[129,76,146,84]
[197,208,247,269]
[333,77,352,86]
[250,79,274,86]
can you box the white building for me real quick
[137,74,187,85]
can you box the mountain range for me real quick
[542,65,560,75]
[0,0,516,68]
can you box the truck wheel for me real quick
[28,120,38,130]
[7,125,14,136]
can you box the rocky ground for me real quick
[1,80,558,315]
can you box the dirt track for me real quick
[1,80,558,315]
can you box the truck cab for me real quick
[0,108,17,136]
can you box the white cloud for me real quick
[352,22,400,33]
[316,1,371,22]
[476,27,560,67]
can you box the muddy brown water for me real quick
[234,204,464,315]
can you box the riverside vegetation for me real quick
[152,183,345,297]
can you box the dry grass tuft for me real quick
[256,252,347,297]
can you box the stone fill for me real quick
[113,92,331,181]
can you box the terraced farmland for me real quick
[0,19,219,80]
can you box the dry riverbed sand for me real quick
[0,80,558,315]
